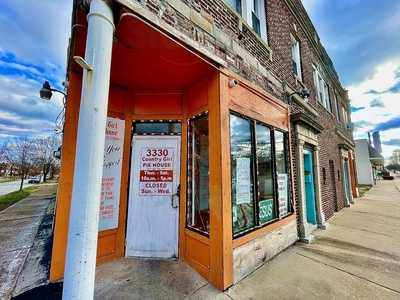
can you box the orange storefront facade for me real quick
[51,1,298,291]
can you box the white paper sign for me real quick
[138,147,174,196]
[277,173,288,216]
[99,117,125,231]
[235,157,251,204]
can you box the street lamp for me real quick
[40,81,66,100]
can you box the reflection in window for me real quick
[230,115,255,235]
[134,122,181,135]
[256,124,275,224]
[187,115,209,234]
[275,131,290,217]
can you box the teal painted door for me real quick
[303,150,317,224]
[343,159,351,204]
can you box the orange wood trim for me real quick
[98,229,118,237]
[209,72,234,290]
[179,115,188,259]
[232,214,296,249]
[115,116,132,257]
[287,108,297,213]
[184,228,210,245]
[228,102,288,132]
[186,105,209,118]
[184,256,210,280]
[219,74,234,289]
[208,71,223,289]
[130,114,184,120]
[220,67,288,111]
[49,71,82,282]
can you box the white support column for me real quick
[62,1,114,299]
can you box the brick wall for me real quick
[265,0,348,219]
[116,0,353,219]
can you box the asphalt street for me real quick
[0,180,33,196]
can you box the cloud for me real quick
[0,1,72,73]
[374,117,400,132]
[382,139,400,146]
[0,72,63,140]
[366,80,400,95]
[351,106,365,112]
[353,120,374,129]
[369,99,385,108]
[0,0,71,140]
[302,0,400,86]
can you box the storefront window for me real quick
[230,115,255,235]
[187,114,210,234]
[275,131,291,217]
[255,124,275,224]
[230,112,292,237]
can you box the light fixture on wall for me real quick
[40,81,66,100]
[288,87,310,103]
[228,79,239,88]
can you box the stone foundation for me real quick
[232,220,298,283]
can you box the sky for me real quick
[0,1,72,141]
[0,1,399,159]
[302,0,400,160]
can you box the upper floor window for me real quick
[334,92,341,122]
[226,0,242,14]
[324,83,332,113]
[313,65,331,112]
[291,35,302,80]
[225,0,268,42]
[341,105,349,125]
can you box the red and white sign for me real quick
[99,117,125,231]
[138,147,174,196]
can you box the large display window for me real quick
[230,115,256,235]
[186,113,210,235]
[230,113,292,237]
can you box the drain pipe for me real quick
[62,0,114,299]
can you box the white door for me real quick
[126,135,181,258]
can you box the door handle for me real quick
[171,184,180,208]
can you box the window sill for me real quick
[294,74,303,85]
[185,227,210,245]
[232,214,296,248]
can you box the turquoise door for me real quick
[343,159,351,204]
[303,150,317,224]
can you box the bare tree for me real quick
[35,135,60,182]
[4,137,36,191]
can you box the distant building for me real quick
[390,150,400,165]
[372,131,382,154]
[355,139,384,185]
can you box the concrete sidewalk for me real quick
[94,179,400,299]
[226,179,400,299]
[0,184,56,300]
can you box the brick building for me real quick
[50,0,358,296]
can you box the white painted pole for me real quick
[62,1,114,299]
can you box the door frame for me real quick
[294,123,327,242]
[303,149,317,225]
[339,148,354,207]
[125,118,186,258]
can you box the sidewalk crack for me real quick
[296,252,400,295]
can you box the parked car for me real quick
[28,176,41,184]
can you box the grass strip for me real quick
[0,185,40,212]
